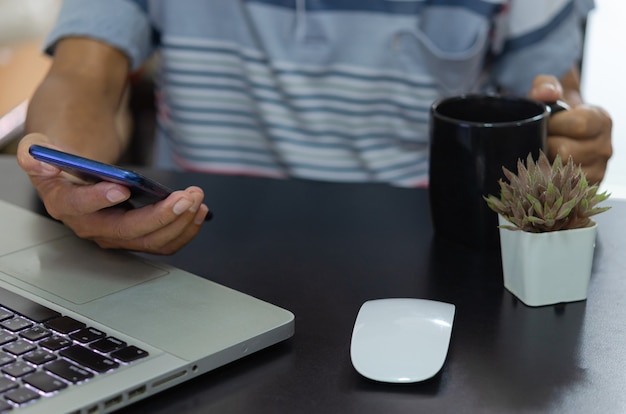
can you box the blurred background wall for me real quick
[0,0,60,116]
[582,0,626,199]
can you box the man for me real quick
[17,0,612,254]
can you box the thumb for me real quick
[17,133,61,177]
[527,75,563,102]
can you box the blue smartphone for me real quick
[29,145,212,220]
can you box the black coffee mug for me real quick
[428,94,566,250]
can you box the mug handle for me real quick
[547,99,570,115]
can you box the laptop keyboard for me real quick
[0,287,149,411]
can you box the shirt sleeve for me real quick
[43,0,155,71]
[491,0,595,96]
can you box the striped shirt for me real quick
[45,0,592,187]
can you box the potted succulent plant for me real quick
[484,151,611,307]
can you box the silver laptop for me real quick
[0,199,295,413]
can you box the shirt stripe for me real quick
[158,37,433,185]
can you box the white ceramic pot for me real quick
[498,215,598,307]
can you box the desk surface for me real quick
[1,155,625,414]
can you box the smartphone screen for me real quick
[30,145,176,209]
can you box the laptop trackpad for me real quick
[0,236,168,304]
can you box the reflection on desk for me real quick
[1,154,626,414]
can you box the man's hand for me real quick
[528,74,612,184]
[17,133,210,255]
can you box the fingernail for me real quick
[106,189,127,203]
[539,82,558,92]
[173,199,193,216]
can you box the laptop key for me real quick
[0,331,16,346]
[39,335,72,351]
[0,398,11,412]
[23,349,57,365]
[0,286,61,323]
[60,345,120,373]
[0,351,14,366]
[0,376,18,393]
[0,317,32,332]
[44,316,86,334]
[3,339,36,356]
[90,337,126,353]
[44,359,93,383]
[2,361,35,378]
[4,386,40,405]
[23,371,68,394]
[20,325,52,341]
[0,309,13,322]
[70,327,106,344]
[111,346,149,362]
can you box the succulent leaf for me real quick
[485,150,610,232]
[526,194,543,217]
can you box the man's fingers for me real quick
[84,194,207,254]
[36,180,130,220]
[68,189,204,241]
[17,134,60,177]
[528,75,563,102]
[549,105,612,140]
[547,135,610,184]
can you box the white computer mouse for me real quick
[350,298,455,383]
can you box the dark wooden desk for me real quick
[2,154,625,413]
